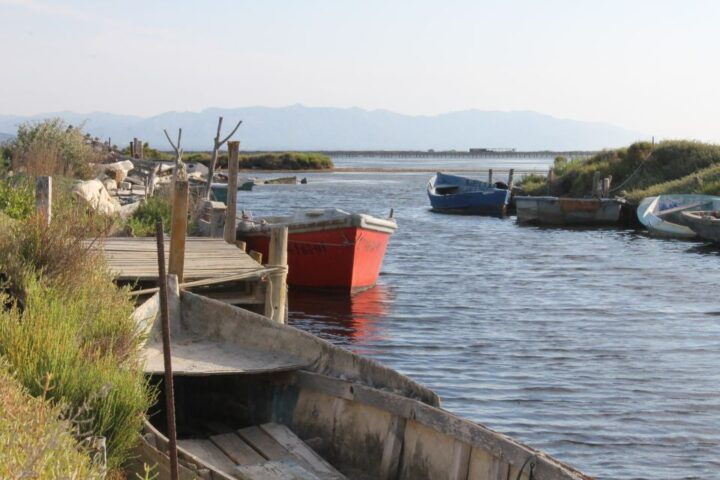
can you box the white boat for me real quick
[637,194,720,239]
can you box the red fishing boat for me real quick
[236,208,397,292]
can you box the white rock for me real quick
[72,179,121,216]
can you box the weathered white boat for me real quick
[515,196,624,226]
[128,285,591,480]
[637,194,720,239]
[681,210,720,244]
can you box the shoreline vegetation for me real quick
[0,119,155,478]
[519,140,720,202]
[130,146,335,171]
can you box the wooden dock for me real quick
[94,237,267,281]
[92,237,272,309]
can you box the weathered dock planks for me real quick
[91,237,267,282]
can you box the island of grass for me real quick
[519,140,720,203]
[191,151,333,170]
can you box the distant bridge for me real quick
[242,150,598,159]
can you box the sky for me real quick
[1,0,719,140]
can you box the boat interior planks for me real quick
[210,432,266,465]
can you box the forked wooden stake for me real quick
[155,221,179,480]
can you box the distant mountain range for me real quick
[0,105,644,151]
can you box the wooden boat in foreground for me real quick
[681,210,720,243]
[637,195,720,239]
[427,172,510,215]
[515,196,624,226]
[237,209,397,292]
[128,287,591,479]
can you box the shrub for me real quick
[126,194,172,237]
[0,177,33,220]
[0,213,154,471]
[0,361,103,479]
[10,118,100,178]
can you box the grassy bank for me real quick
[0,118,156,477]
[519,140,720,202]
[0,202,155,473]
[0,361,103,479]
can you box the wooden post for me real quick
[507,168,515,190]
[223,141,240,244]
[35,176,51,226]
[132,138,140,159]
[602,176,612,198]
[139,141,144,160]
[488,169,493,184]
[168,179,189,283]
[265,226,288,323]
[592,171,602,197]
[547,168,555,195]
[155,222,180,480]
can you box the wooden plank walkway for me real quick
[92,237,267,282]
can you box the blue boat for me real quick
[427,172,511,215]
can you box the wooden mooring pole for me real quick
[547,168,555,195]
[488,168,493,184]
[168,178,189,283]
[35,176,51,226]
[223,141,240,244]
[265,226,288,323]
[602,176,612,198]
[508,168,515,190]
[155,221,180,480]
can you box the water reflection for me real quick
[288,285,391,348]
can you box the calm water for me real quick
[238,157,720,480]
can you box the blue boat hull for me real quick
[428,190,510,214]
[427,172,510,215]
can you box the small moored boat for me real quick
[427,172,511,215]
[515,196,624,226]
[237,208,396,292]
[128,288,591,480]
[256,176,298,185]
[637,194,720,239]
[681,210,720,243]
[211,180,254,203]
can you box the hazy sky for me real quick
[1,0,719,140]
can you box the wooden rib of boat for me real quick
[515,196,624,226]
[681,210,720,243]
[637,195,720,239]
[127,286,591,480]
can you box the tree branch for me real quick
[219,120,242,146]
[214,117,224,146]
[163,129,178,153]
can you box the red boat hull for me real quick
[239,226,392,292]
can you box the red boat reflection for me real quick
[288,284,391,345]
